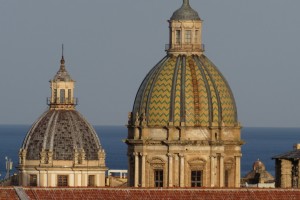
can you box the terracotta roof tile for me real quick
[0,188,19,200]
[1,187,300,200]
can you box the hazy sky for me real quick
[0,0,299,127]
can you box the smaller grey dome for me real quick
[171,0,200,21]
[22,110,103,160]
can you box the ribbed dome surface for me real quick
[171,0,200,21]
[22,110,102,160]
[132,54,237,127]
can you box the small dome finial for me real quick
[183,0,189,6]
[60,44,65,65]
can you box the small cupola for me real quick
[48,45,77,110]
[166,0,204,55]
[171,0,201,21]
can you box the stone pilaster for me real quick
[235,156,241,187]
[174,154,179,187]
[167,153,173,187]
[179,154,185,187]
[134,152,139,187]
[220,155,224,187]
[210,155,215,187]
[48,151,53,164]
[141,153,147,187]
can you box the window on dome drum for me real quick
[154,170,163,187]
[88,175,95,187]
[68,89,71,103]
[225,170,229,187]
[29,174,37,186]
[195,30,199,43]
[57,175,68,187]
[185,30,192,44]
[176,30,181,44]
[54,89,57,103]
[60,89,65,103]
[191,170,202,187]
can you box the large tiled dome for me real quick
[127,0,242,188]
[132,54,237,127]
[22,109,102,160]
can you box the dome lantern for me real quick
[48,45,78,110]
[167,0,204,55]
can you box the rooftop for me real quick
[1,187,300,200]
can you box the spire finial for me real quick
[62,44,64,58]
[183,0,189,6]
[60,44,65,65]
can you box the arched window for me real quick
[176,30,181,44]
[68,89,72,103]
[185,30,192,44]
[54,89,57,103]
[191,170,202,187]
[57,175,68,186]
[154,169,163,187]
[195,30,199,43]
[60,89,65,103]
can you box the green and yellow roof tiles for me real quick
[132,54,238,127]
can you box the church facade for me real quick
[126,0,243,188]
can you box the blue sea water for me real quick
[0,125,299,179]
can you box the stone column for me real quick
[235,156,241,188]
[179,154,185,187]
[39,171,45,187]
[210,156,215,187]
[220,156,224,187]
[69,173,75,187]
[134,152,139,187]
[141,153,147,187]
[174,154,179,186]
[167,153,173,187]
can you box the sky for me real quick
[0,0,299,127]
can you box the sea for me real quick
[0,125,299,179]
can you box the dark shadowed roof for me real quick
[272,149,300,160]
